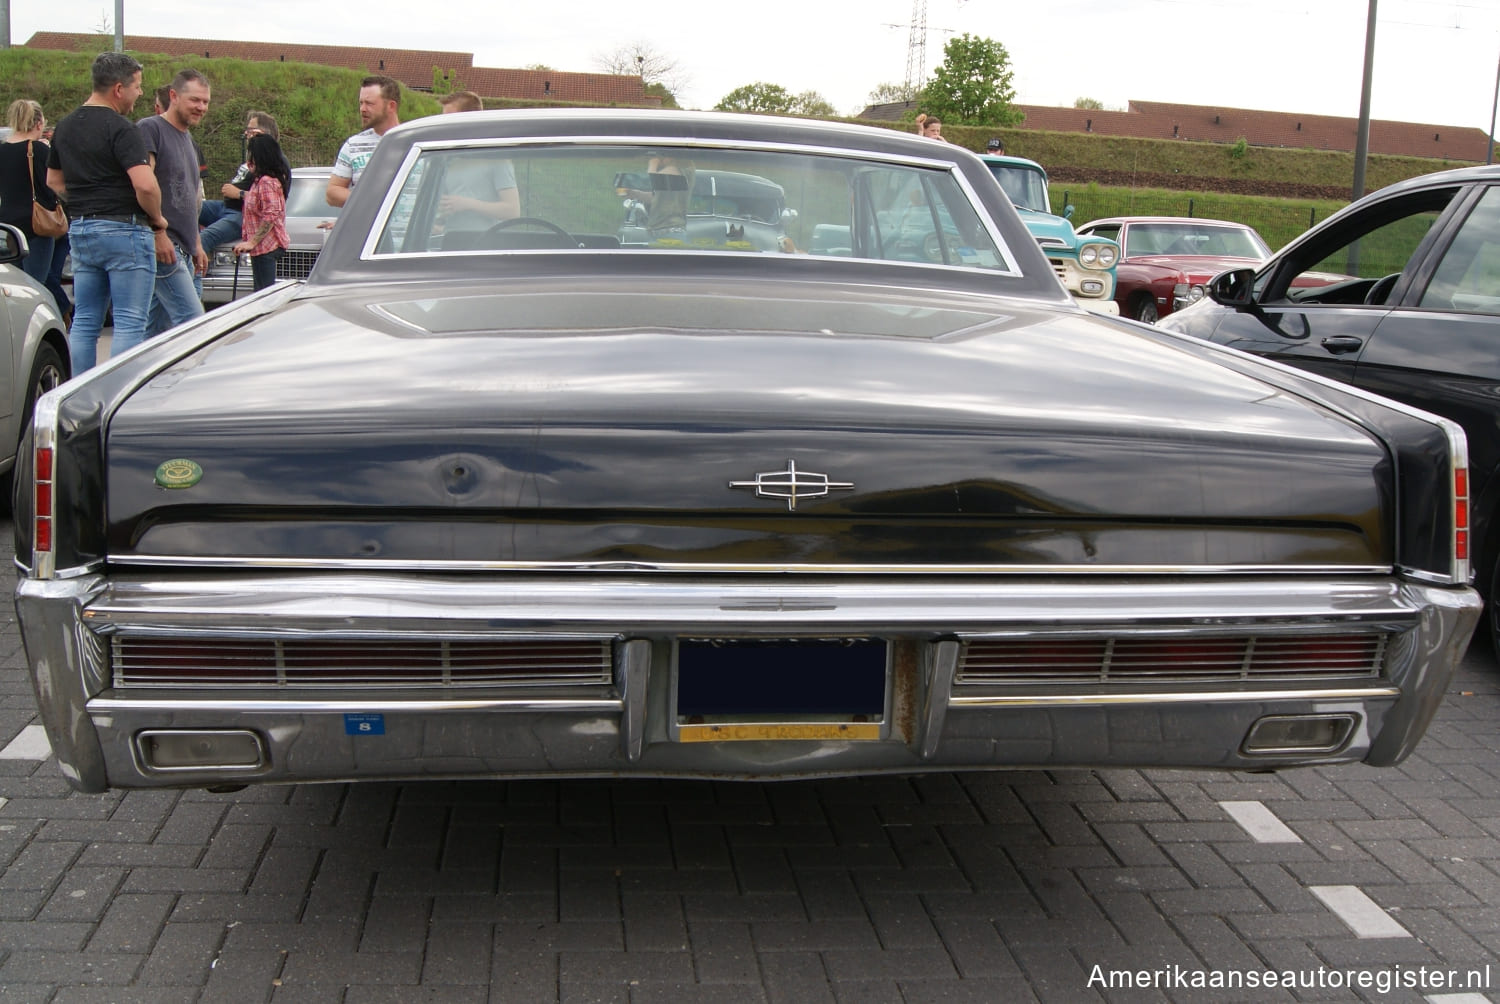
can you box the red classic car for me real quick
[1077,217,1270,322]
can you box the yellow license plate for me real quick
[677,722,882,743]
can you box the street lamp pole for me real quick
[1488,45,1499,164]
[1352,0,1377,200]
[114,0,124,52]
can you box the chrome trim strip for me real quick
[30,389,59,580]
[90,696,624,714]
[948,686,1400,707]
[617,639,650,762]
[78,576,1427,634]
[90,687,1399,715]
[111,554,1394,576]
[920,641,958,759]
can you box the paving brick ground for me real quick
[2,515,1498,1002]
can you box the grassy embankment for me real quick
[3,46,1478,250]
[860,120,1479,249]
[0,47,446,183]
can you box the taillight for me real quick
[1455,465,1470,565]
[34,445,53,554]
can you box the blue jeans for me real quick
[45,233,71,316]
[199,200,243,251]
[251,248,283,291]
[67,219,155,373]
[147,243,205,337]
[19,233,54,287]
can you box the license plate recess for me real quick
[674,639,888,742]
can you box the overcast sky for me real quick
[9,0,1500,132]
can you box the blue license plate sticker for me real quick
[345,713,385,736]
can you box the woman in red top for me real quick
[233,133,290,291]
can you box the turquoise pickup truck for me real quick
[983,154,1120,314]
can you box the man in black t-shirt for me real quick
[46,52,169,372]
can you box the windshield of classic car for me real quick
[984,163,1049,214]
[1125,223,1268,259]
[370,144,1016,272]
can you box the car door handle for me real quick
[1320,335,1364,354]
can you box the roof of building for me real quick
[857,98,1491,161]
[23,32,654,106]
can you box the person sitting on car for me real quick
[200,110,282,255]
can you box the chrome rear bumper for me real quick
[16,572,1480,791]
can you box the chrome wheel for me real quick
[1132,297,1159,324]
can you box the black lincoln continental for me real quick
[12,110,1481,793]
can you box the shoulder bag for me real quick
[27,142,68,239]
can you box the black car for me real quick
[11,111,1480,793]
[1159,164,1500,650]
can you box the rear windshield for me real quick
[368,143,1018,274]
[286,175,340,219]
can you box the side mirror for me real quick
[1207,268,1258,310]
[1062,204,1075,220]
[0,223,28,265]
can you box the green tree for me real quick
[717,82,795,114]
[867,81,919,105]
[917,33,1023,126]
[1073,96,1103,110]
[645,81,679,109]
[716,83,835,117]
[792,90,837,117]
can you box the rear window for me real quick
[367,143,1019,274]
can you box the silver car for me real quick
[200,167,337,306]
[0,224,68,495]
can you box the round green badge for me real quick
[155,459,203,489]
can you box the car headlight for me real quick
[1078,242,1115,270]
[1172,282,1206,306]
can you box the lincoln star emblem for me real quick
[729,459,854,511]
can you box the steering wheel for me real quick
[483,216,579,247]
[1363,272,1401,306]
[922,232,960,263]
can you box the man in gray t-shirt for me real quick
[435,91,519,238]
[440,152,519,233]
[139,69,210,334]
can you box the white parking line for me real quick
[1219,800,1302,843]
[1310,885,1410,939]
[1425,994,1493,1003]
[0,725,52,761]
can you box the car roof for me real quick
[1081,217,1255,229]
[384,108,980,165]
[980,154,1046,171]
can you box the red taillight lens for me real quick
[33,446,53,554]
[1454,467,1470,566]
